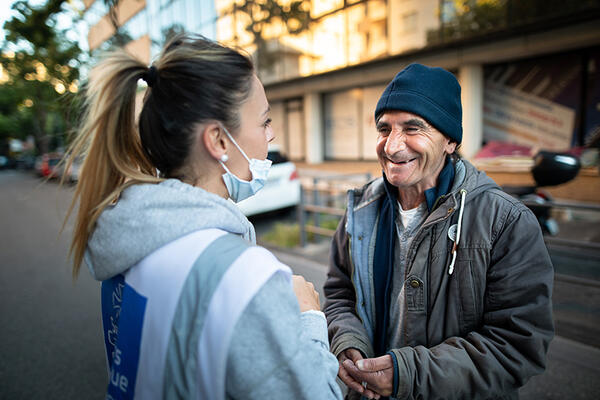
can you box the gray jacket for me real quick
[86,179,342,399]
[324,159,554,400]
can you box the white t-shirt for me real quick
[397,201,428,229]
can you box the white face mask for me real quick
[218,125,272,203]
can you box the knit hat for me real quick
[374,63,463,144]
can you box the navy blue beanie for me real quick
[374,63,463,144]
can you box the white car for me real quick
[236,149,301,216]
[67,156,83,183]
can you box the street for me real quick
[0,170,105,399]
[1,170,599,399]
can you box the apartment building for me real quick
[83,0,600,163]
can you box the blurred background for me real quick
[1,1,599,399]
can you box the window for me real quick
[403,11,418,34]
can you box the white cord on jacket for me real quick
[448,189,467,275]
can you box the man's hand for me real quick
[292,275,320,312]
[342,354,394,397]
[337,349,381,399]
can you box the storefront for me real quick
[483,47,600,151]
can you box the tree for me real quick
[428,0,507,45]
[0,82,35,157]
[101,0,311,75]
[230,0,311,74]
[428,0,600,45]
[0,0,82,155]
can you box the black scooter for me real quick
[502,151,581,236]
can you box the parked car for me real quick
[65,156,84,183]
[235,147,301,216]
[34,156,43,176]
[0,156,9,169]
[15,154,36,170]
[37,153,63,178]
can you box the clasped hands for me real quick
[290,278,393,399]
[338,348,394,399]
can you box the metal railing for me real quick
[298,173,600,251]
[298,172,371,247]
[521,200,600,251]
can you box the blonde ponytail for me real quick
[65,34,255,278]
[64,51,161,277]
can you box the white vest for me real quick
[101,229,291,400]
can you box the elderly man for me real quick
[324,64,554,400]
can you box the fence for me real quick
[297,173,600,251]
[298,172,372,247]
[519,199,600,251]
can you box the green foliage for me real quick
[1,0,82,154]
[319,217,340,231]
[231,0,311,73]
[428,0,600,45]
[262,222,302,248]
[99,0,311,75]
[260,214,341,248]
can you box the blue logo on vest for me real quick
[102,275,147,399]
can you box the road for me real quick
[1,169,599,399]
[0,170,105,399]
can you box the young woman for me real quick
[64,34,344,400]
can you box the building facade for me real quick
[83,0,600,163]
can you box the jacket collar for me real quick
[424,157,455,212]
[352,158,497,214]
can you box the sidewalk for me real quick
[264,244,600,400]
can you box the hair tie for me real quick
[143,65,158,87]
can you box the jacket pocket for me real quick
[455,260,479,333]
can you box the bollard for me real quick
[313,177,320,233]
[298,185,306,247]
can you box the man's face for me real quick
[376,111,457,193]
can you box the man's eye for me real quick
[263,118,272,128]
[377,127,390,135]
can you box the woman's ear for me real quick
[200,123,227,161]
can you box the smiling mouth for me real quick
[390,157,417,165]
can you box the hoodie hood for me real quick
[453,158,500,198]
[85,179,255,281]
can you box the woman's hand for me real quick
[292,275,320,312]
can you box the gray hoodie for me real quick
[86,179,342,399]
[86,179,256,281]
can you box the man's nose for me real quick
[384,130,407,155]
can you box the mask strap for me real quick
[220,124,251,163]
[219,160,234,175]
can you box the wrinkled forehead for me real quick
[376,110,451,140]
[376,110,429,126]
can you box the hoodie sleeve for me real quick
[324,213,374,359]
[389,203,554,400]
[225,272,343,399]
